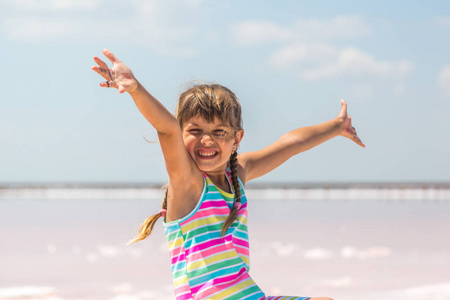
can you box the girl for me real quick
[92,49,364,300]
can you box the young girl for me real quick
[92,49,364,300]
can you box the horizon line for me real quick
[1,181,450,189]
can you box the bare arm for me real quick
[238,100,365,183]
[92,49,178,135]
[92,49,203,219]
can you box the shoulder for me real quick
[166,170,205,222]
[235,160,247,186]
[236,152,253,185]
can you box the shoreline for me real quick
[1,181,450,189]
[1,183,450,200]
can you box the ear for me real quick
[233,129,244,151]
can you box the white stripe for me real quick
[188,254,240,273]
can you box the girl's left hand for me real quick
[337,99,365,148]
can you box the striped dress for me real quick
[163,168,310,300]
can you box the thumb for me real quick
[338,99,347,118]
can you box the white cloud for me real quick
[232,16,412,85]
[438,65,450,95]
[300,47,414,81]
[272,44,414,81]
[270,43,337,69]
[2,17,77,41]
[0,0,200,57]
[231,15,371,47]
[0,0,100,11]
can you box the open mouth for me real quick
[198,150,218,158]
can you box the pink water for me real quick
[1,197,449,300]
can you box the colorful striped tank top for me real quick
[163,169,310,300]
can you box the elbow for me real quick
[280,132,304,149]
[157,118,181,136]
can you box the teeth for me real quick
[199,151,217,157]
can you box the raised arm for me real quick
[238,100,365,183]
[92,50,203,219]
[92,49,178,134]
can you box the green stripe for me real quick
[187,257,243,278]
[223,284,262,300]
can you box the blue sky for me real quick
[1,0,449,183]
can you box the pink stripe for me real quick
[191,268,247,295]
[187,244,231,262]
[200,200,228,209]
[185,237,226,257]
[171,252,186,265]
[175,291,193,300]
[235,246,249,257]
[232,237,250,248]
[174,284,191,297]
[169,245,183,257]
[182,207,229,225]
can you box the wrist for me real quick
[334,117,345,136]
[127,80,143,96]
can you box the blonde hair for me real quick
[128,84,243,244]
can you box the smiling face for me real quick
[182,115,243,174]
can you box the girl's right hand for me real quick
[92,49,138,94]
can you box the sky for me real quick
[1,0,450,184]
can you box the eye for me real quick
[213,130,228,139]
[188,129,201,135]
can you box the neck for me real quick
[205,170,231,193]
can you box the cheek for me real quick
[219,141,234,152]
[183,136,196,152]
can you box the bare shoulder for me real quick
[236,153,251,185]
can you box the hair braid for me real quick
[127,186,168,244]
[220,151,241,236]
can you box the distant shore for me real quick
[1,182,450,200]
[1,181,450,189]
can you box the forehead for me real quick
[184,114,231,127]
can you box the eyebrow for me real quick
[187,122,229,127]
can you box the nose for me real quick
[200,133,214,145]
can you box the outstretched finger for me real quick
[103,49,121,64]
[93,56,109,70]
[338,99,348,118]
[353,134,366,148]
[99,80,119,89]
[91,65,110,81]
